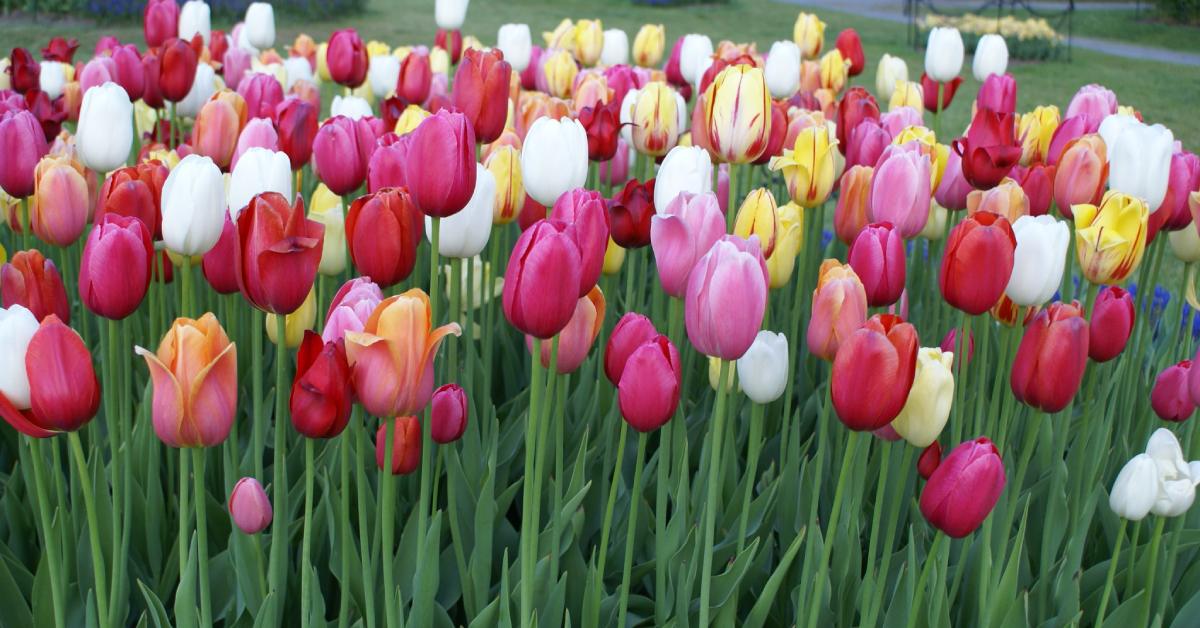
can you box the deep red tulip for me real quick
[1011,301,1089,413]
[953,107,1021,190]
[0,109,49,198]
[22,89,67,143]
[939,211,1016,315]
[605,312,658,385]
[376,416,421,475]
[112,44,145,101]
[430,383,467,444]
[397,52,433,106]
[1153,360,1194,423]
[1013,163,1056,217]
[0,316,99,437]
[848,222,906,307]
[832,314,918,431]
[238,72,284,121]
[517,195,547,232]
[939,328,975,368]
[143,0,179,48]
[1,250,69,323]
[1088,286,1133,362]
[367,132,410,193]
[752,100,790,166]
[976,73,1018,115]
[159,37,199,103]
[313,115,374,195]
[97,161,168,238]
[141,50,165,109]
[41,37,80,64]
[920,73,963,113]
[920,437,1005,537]
[550,188,610,297]
[273,96,318,170]
[405,110,476,218]
[327,28,368,88]
[502,219,583,339]
[578,100,621,162]
[435,28,463,65]
[835,29,865,76]
[202,214,241,295]
[618,335,682,432]
[917,441,942,480]
[6,48,40,94]
[234,192,325,315]
[836,87,880,156]
[345,187,422,288]
[608,178,655,248]
[79,215,153,320]
[208,30,229,70]
[451,48,510,143]
[290,331,353,438]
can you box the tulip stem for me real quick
[68,431,111,628]
[1096,517,1128,625]
[267,312,290,625]
[520,337,546,628]
[353,410,377,628]
[905,532,948,628]
[180,257,194,317]
[413,217,442,624]
[1141,515,1167,626]
[338,429,352,628]
[381,418,399,628]
[191,448,212,627]
[727,165,740,232]
[28,439,66,628]
[806,425,863,628]
[178,446,191,596]
[737,401,766,553]
[698,358,733,628]
[595,418,628,619]
[617,432,648,625]
[301,438,316,626]
[252,309,265,480]
[20,196,31,250]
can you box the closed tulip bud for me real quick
[161,154,225,256]
[193,97,241,170]
[265,98,312,170]
[654,145,714,213]
[425,163,494,258]
[366,53,399,99]
[322,278,383,345]
[367,132,410,193]
[1011,301,1089,412]
[136,314,236,447]
[702,65,771,164]
[792,12,825,59]
[304,185,346,277]
[396,53,432,106]
[832,313,918,430]
[920,437,1005,537]
[1151,360,1194,422]
[1074,191,1148,285]
[1053,135,1107,218]
[629,82,680,157]
[873,54,907,101]
[770,124,837,209]
[1017,105,1059,166]
[600,29,628,67]
[1160,151,1200,232]
[228,148,292,219]
[434,0,467,30]
[975,73,1017,116]
[631,24,664,68]
[1013,164,1056,217]
[28,154,87,247]
[521,116,588,206]
[76,82,132,173]
[940,210,1017,313]
[497,24,532,73]
[176,62,217,119]
[733,188,780,258]
[1089,286,1134,363]
[969,33,1008,81]
[736,330,788,404]
[808,259,868,361]
[764,41,801,99]
[235,192,324,315]
[848,222,906,307]
[1170,222,1200,263]
[651,191,724,297]
[891,348,955,447]
[608,178,655,248]
[79,215,153,320]
[833,165,872,245]
[313,115,374,195]
[179,0,211,44]
[407,111,479,220]
[870,144,932,238]
[686,235,770,360]
[237,73,282,120]
[836,87,880,151]
[0,315,99,436]
[967,178,1028,224]
[1066,84,1117,133]
[0,111,49,198]
[2,250,69,323]
[831,28,864,76]
[0,305,39,414]
[503,219,584,338]
[327,29,368,88]
[483,144,524,224]
[999,215,1067,309]
[244,3,274,50]
[541,49,578,99]
[231,118,279,171]
[158,38,199,104]
[550,189,610,297]
[345,187,421,288]
[452,50,510,145]
[818,49,850,93]
[425,383,468,444]
[376,416,422,474]
[609,334,681,432]
[916,441,942,479]
[228,477,271,534]
[924,27,963,82]
[954,107,1020,190]
[527,286,605,374]
[1110,452,1162,521]
[764,202,804,289]
[1107,119,1174,213]
[266,288,317,348]
[144,0,179,48]
[200,214,240,294]
[289,331,352,438]
[330,94,373,121]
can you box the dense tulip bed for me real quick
[2,1,1200,627]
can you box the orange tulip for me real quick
[193,94,242,170]
[807,259,868,361]
[31,154,89,247]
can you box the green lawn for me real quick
[1071,8,1200,53]
[3,0,1198,142]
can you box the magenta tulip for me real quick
[920,437,1006,537]
[848,222,906,307]
[405,110,477,218]
[79,215,153,320]
[502,219,583,339]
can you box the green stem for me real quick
[726,166,740,233]
[192,448,212,627]
[353,410,377,628]
[806,427,863,628]
[520,337,546,628]
[905,533,948,628]
[698,359,733,627]
[338,432,352,628]
[267,313,290,624]
[1125,520,1142,595]
[617,433,649,625]
[178,447,190,598]
[301,439,316,626]
[28,439,66,628]
[253,309,265,481]
[381,418,398,628]
[69,432,111,628]
[413,217,442,622]
[550,372,568,581]
[1141,516,1167,626]
[1096,517,1128,625]
[737,402,765,553]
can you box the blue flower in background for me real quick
[821,229,833,251]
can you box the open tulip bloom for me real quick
[3,6,1200,628]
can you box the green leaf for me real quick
[744,526,806,628]
[0,550,34,628]
[136,580,171,628]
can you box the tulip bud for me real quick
[891,348,955,447]
[322,277,384,345]
[765,41,801,99]
[0,111,50,199]
[327,29,369,88]
[917,441,942,480]
[503,220,583,339]
[424,163,493,258]
[770,124,837,209]
[619,335,682,432]
[1006,215,1069,307]
[971,34,1008,81]
[228,148,292,218]
[485,144,524,224]
[235,192,324,315]
[1,250,70,324]
[871,144,932,238]
[498,24,533,73]
[633,24,665,68]
[608,178,655,249]
[376,417,422,475]
[654,146,714,213]
[1053,135,1107,218]
[600,29,629,67]
[940,211,1016,315]
[733,188,780,258]
[79,215,154,320]
[76,82,133,174]
[1107,119,1174,213]
[767,202,804,289]
[160,154,225,257]
[1109,453,1159,521]
[289,331,352,438]
[1089,286,1134,363]
[702,65,771,164]
[29,154,88,247]
[229,477,272,534]
[686,236,770,360]
[431,383,468,444]
[1012,301,1089,412]
[144,0,180,48]
[924,27,964,83]
[920,437,1005,537]
[808,259,869,361]
[266,289,317,348]
[527,286,605,374]
[520,117,589,207]
[874,54,908,101]
[313,116,374,196]
[793,12,826,59]
[736,331,789,404]
[1153,361,1195,423]
[848,222,906,307]
[176,63,217,119]
[179,0,211,44]
[832,314,918,430]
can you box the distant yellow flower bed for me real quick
[921,13,1064,60]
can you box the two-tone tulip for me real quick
[29,154,88,247]
[1,250,69,323]
[1053,135,1107,218]
[1073,191,1148,285]
[770,124,838,208]
[808,259,868,361]
[702,64,771,164]
[732,188,780,258]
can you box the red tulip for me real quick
[1153,360,1194,423]
[159,37,199,103]
[1013,164,1056,217]
[234,192,325,315]
[202,214,241,294]
[920,73,963,113]
[21,89,67,143]
[238,72,284,121]
[939,328,975,368]
[953,107,1021,190]
[550,189,610,297]
[208,30,229,71]
[313,115,374,195]
[608,178,655,248]
[143,0,179,48]
[367,132,410,193]
[99,161,167,238]
[273,96,318,170]
[517,195,547,232]
[451,48,510,143]
[976,73,1017,115]
[832,313,918,431]
[345,188,422,288]
[920,437,1005,537]
[141,50,165,109]
[939,211,1016,315]
[605,312,658,385]
[752,100,790,166]
[0,316,99,437]
[579,100,621,162]
[397,52,433,106]
[836,86,880,155]
[1088,286,1133,363]
[79,215,153,320]
[835,29,865,76]
[1011,301,1089,413]
[0,110,49,198]
[435,28,463,65]
[327,28,369,88]
[111,44,145,101]
[290,331,353,439]
[375,416,421,475]
[41,37,80,64]
[502,219,583,339]
[430,383,467,444]
[1160,150,1200,231]
[405,110,477,218]
[848,222,906,307]
[6,48,39,94]
[618,335,682,432]
[1,250,69,323]
[917,441,942,480]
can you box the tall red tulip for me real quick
[397,52,433,105]
[345,187,422,288]
[202,214,241,295]
[920,437,1006,537]
[1011,301,1089,413]
[939,211,1016,315]
[579,100,621,162]
[920,72,963,113]
[619,335,683,432]
[435,28,463,65]
[406,110,477,218]
[1088,286,1134,362]
[848,222,906,307]
[954,107,1021,190]
[452,48,511,143]
[79,215,153,320]
[831,313,918,431]
[159,37,199,103]
[0,316,100,437]
[141,50,165,109]
[313,115,374,195]
[234,192,324,315]
[290,331,353,438]
[274,96,318,170]
[836,86,880,155]
[327,28,369,88]
[97,161,168,238]
[502,219,583,339]
[1,250,69,323]
[143,0,180,48]
[835,29,865,76]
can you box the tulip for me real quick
[326,29,368,88]
[365,54,399,99]
[654,145,714,212]
[1151,361,1195,423]
[433,0,468,30]
[829,167,874,246]
[313,116,374,196]
[651,192,725,298]
[1002,215,1069,307]
[237,73,283,120]
[230,118,279,172]
[424,383,468,444]
[807,259,868,361]
[235,192,324,315]
[1016,106,1059,167]
[701,65,771,164]
[1109,453,1160,521]
[618,335,682,432]
[550,189,610,297]
[176,63,216,119]
[1088,286,1134,363]
[193,96,241,170]
[887,347,954,447]
[1137,429,1200,517]
[1160,150,1200,231]
[832,28,865,76]
[330,94,373,121]
[736,330,788,404]
[79,215,153,320]
[497,24,532,73]
[521,116,588,206]
[160,154,225,256]
[919,72,962,114]
[37,60,66,101]
[0,314,99,436]
[424,163,493,259]
[600,29,629,67]
[605,178,653,248]
[503,219,584,338]
[818,49,850,93]
[579,101,620,164]
[975,73,1017,116]
[265,287,317,348]
[178,0,211,44]
[870,144,932,238]
[769,124,838,208]
[873,53,907,101]
[969,33,1008,81]
[228,477,272,534]
[0,110,49,198]
[228,148,292,218]
[627,82,680,157]
[924,27,963,83]
[1053,135,1107,218]
[346,289,460,417]
[1011,301,1089,412]
[1066,84,1117,133]
[731,188,779,258]
[483,144,523,225]
[76,81,132,174]
[832,313,918,430]
[397,53,432,106]
[289,331,352,439]
[932,147,970,212]
[300,185,345,277]
[322,278,383,345]
[1013,164,1056,217]
[793,12,825,59]
[244,3,275,50]
[144,0,180,48]
[605,313,658,384]
[678,34,713,89]
[135,313,236,447]
[1107,120,1175,213]
[765,41,801,99]
[939,211,1016,314]
[848,222,906,307]
[367,132,410,193]
[1,249,69,324]
[0,305,39,413]
[452,50,510,145]
[632,24,665,68]
[1074,191,1149,285]
[685,235,769,360]
[527,286,605,374]
[201,215,240,295]
[406,110,478,220]
[159,37,198,104]
[761,201,801,289]
[1169,225,1200,263]
[967,178,1028,224]
[954,107,1020,190]
[374,416,421,474]
[920,437,1005,537]
[27,154,87,247]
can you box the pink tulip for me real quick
[1153,360,1194,422]
[112,45,145,101]
[229,477,272,534]
[808,260,869,361]
[1065,84,1117,133]
[685,235,769,360]
[79,57,118,94]
[502,219,584,339]
[605,312,658,385]
[598,139,631,187]
[845,118,890,171]
[231,118,279,171]
[619,335,682,432]
[238,73,284,121]
[1045,115,1089,166]
[650,192,726,298]
[0,110,49,198]
[920,437,1006,537]
[870,143,932,238]
[201,215,241,295]
[550,188,610,298]
[976,73,1017,115]
[322,277,384,344]
[313,115,374,195]
[848,222,906,307]
[79,215,153,320]
[367,132,410,193]
[880,107,922,137]
[224,47,253,90]
[936,146,973,211]
[430,383,468,444]
[405,110,477,218]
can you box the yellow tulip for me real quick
[0,58,10,91]
[793,12,826,59]
[1018,105,1060,166]
[544,18,576,51]
[818,49,850,93]
[769,124,837,208]
[893,126,948,191]
[888,80,924,113]
[308,184,346,276]
[366,40,391,58]
[147,148,181,170]
[708,356,740,392]
[1074,191,1149,285]
[602,237,626,275]
[734,188,780,258]
[875,54,908,101]
[890,348,955,448]
[485,144,524,224]
[134,100,160,139]
[631,82,680,157]
[266,288,317,348]
[573,19,604,67]
[542,49,578,99]
[633,24,666,68]
[429,48,450,75]
[316,42,331,81]
[767,202,804,289]
[463,36,485,54]
[703,64,772,164]
[394,105,431,135]
[920,201,949,241]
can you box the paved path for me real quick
[776,0,1200,66]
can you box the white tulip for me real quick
[1146,428,1200,517]
[972,34,1008,81]
[924,27,964,83]
[1005,215,1069,307]
[436,0,469,30]
[497,24,532,73]
[654,146,714,213]
[228,148,293,219]
[39,61,66,100]
[0,58,10,91]
[764,41,801,99]
[679,34,714,89]
[176,63,216,118]
[236,23,259,54]
[1168,227,1200,263]
[1109,454,1160,521]
[890,348,955,448]
[618,87,639,148]
[77,82,133,174]
[692,56,715,90]
[875,53,908,101]
[736,331,789,404]
[368,55,401,99]
[179,0,212,45]
[520,116,588,206]
[601,29,629,66]
[331,95,373,121]
[283,56,314,91]
[426,164,495,258]
[1106,119,1175,213]
[674,89,689,133]
[0,305,40,411]
[244,3,275,50]
[162,154,227,256]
